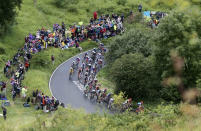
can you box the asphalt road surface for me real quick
[49,50,108,113]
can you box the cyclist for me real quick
[71,61,75,70]
[84,76,88,87]
[75,57,80,69]
[122,98,132,111]
[108,97,114,109]
[83,52,88,62]
[93,48,96,53]
[81,62,85,72]
[69,67,74,80]
[86,56,89,64]
[83,84,89,96]
[78,68,82,80]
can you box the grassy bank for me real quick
[97,66,115,93]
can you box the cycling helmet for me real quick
[76,57,80,61]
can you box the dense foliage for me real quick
[153,10,201,89]
[111,53,159,100]
[106,25,153,63]
[0,0,22,35]
[107,7,201,102]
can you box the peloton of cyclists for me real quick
[68,42,144,113]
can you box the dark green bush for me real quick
[111,53,160,100]
[106,25,153,64]
[0,47,6,54]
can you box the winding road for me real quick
[49,50,108,113]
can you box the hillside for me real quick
[0,0,201,131]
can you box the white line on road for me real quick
[73,81,84,91]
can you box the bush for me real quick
[0,0,22,35]
[153,10,201,102]
[0,47,5,54]
[106,25,153,64]
[111,53,160,100]
[160,85,181,102]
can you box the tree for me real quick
[106,25,153,64]
[111,53,159,100]
[153,10,201,101]
[0,0,22,35]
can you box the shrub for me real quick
[0,47,5,54]
[106,25,153,64]
[111,53,160,100]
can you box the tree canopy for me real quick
[111,53,159,100]
[153,10,201,89]
[0,0,22,34]
[106,25,153,64]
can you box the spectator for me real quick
[138,4,142,12]
[1,82,6,97]
[93,11,98,21]
[2,106,7,120]
[51,55,55,65]
[21,87,27,99]
[25,61,29,71]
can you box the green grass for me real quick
[97,66,116,93]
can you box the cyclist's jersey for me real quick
[82,63,85,69]
[109,98,114,104]
[70,68,73,73]
[85,85,89,90]
[78,68,82,73]
[76,57,80,63]
[71,63,75,68]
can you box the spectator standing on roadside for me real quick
[21,86,27,99]
[2,106,7,120]
[138,4,142,12]
[1,82,7,97]
[25,61,29,71]
[121,13,124,23]
[51,55,55,65]
[93,11,98,21]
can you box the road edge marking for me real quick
[48,49,92,100]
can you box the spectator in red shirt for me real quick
[93,11,98,21]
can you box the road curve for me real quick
[49,50,108,113]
